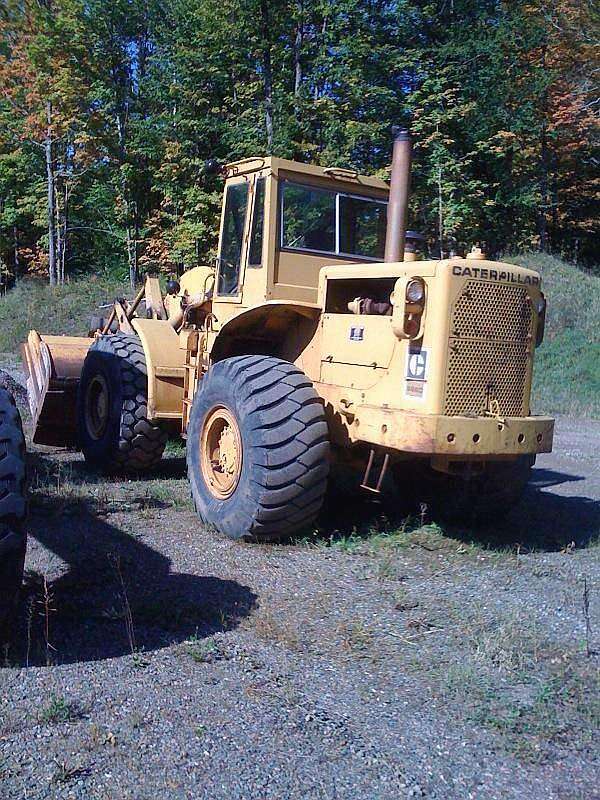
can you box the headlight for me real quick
[406,279,425,303]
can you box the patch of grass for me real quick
[39,694,83,725]
[507,253,600,417]
[0,275,129,352]
[254,611,303,651]
[51,760,89,785]
[186,635,224,664]
[470,617,544,673]
[337,620,375,655]
[302,511,508,567]
[142,480,193,511]
[468,666,599,763]
[440,610,600,763]
[164,437,186,456]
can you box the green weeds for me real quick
[39,695,83,725]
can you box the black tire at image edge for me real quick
[0,389,26,644]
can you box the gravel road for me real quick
[0,401,598,800]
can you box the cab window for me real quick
[280,180,386,260]
[217,182,249,295]
[339,195,386,260]
[281,184,335,253]
[248,177,266,267]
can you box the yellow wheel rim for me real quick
[200,406,243,499]
[85,374,110,440]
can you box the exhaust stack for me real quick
[384,127,412,263]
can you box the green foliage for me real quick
[0,1,597,284]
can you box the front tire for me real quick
[77,333,167,473]
[0,390,26,645]
[187,356,330,541]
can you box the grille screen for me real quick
[444,281,534,417]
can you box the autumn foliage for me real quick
[0,0,598,288]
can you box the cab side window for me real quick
[217,182,249,296]
[248,177,266,268]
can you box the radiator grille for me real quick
[444,281,534,417]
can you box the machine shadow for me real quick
[317,466,599,552]
[30,450,188,485]
[12,497,257,667]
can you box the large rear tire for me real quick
[0,390,26,645]
[187,356,330,541]
[77,333,167,473]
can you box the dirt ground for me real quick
[0,382,598,799]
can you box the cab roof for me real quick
[224,156,389,193]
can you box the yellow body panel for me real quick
[132,319,186,420]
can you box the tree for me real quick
[0,0,96,284]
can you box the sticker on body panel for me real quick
[406,349,428,380]
[405,347,428,400]
[349,325,364,342]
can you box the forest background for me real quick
[0,0,598,289]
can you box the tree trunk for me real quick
[537,45,550,253]
[294,2,304,98]
[54,182,62,285]
[314,15,328,102]
[45,101,57,286]
[538,123,550,253]
[260,0,274,149]
[13,226,19,281]
[60,182,69,284]
[126,198,137,291]
[437,164,445,259]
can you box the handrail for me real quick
[323,166,359,180]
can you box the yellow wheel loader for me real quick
[21,130,554,539]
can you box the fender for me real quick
[210,301,321,363]
[132,318,186,420]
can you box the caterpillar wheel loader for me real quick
[0,388,27,644]
[21,129,554,540]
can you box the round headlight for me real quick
[406,279,425,303]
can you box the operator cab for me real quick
[213,157,391,315]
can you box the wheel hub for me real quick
[85,374,110,440]
[200,406,242,499]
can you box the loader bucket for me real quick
[20,331,92,447]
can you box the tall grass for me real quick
[507,253,600,418]
[0,276,129,352]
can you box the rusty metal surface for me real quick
[21,331,91,446]
[346,403,554,457]
[384,128,412,263]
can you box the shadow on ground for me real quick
[29,449,188,485]
[9,493,257,668]
[317,466,599,552]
